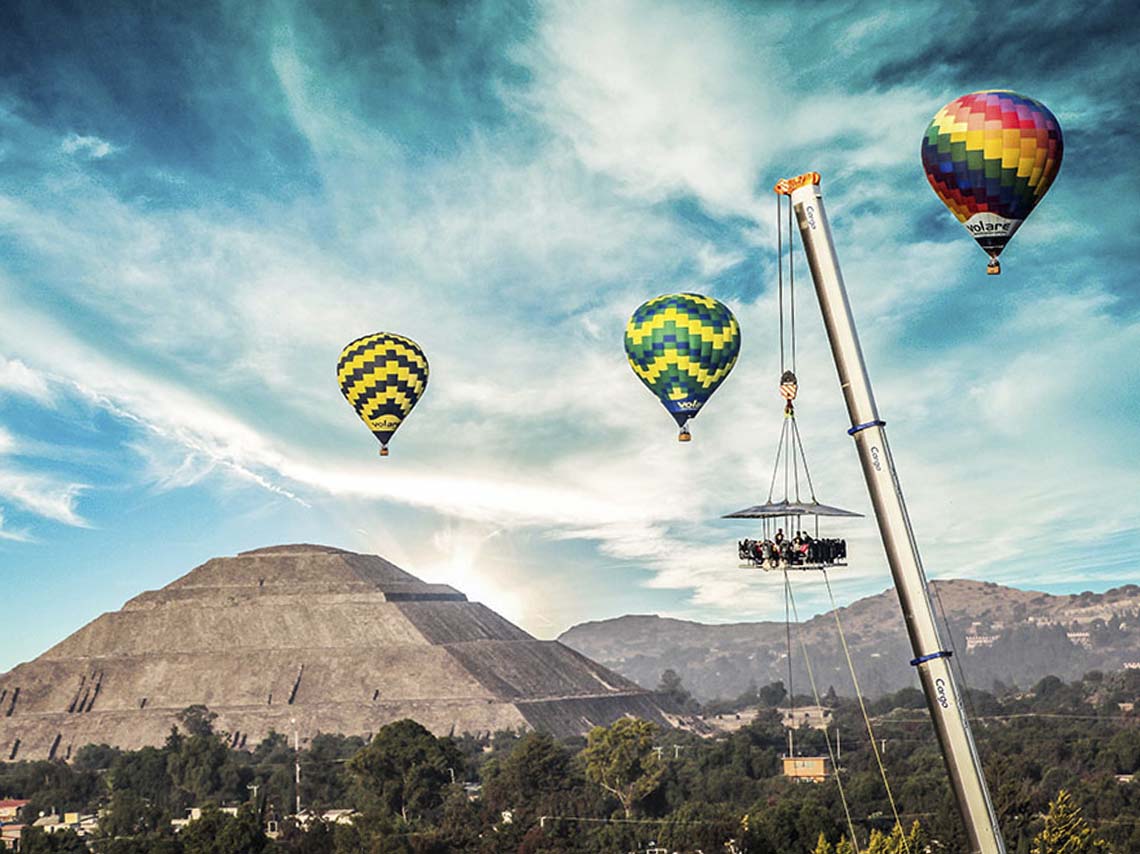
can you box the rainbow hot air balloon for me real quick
[337,332,428,456]
[921,90,1063,274]
[624,293,740,442]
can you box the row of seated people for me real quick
[738,532,847,568]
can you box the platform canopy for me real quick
[722,500,863,519]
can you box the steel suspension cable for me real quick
[788,194,796,374]
[821,569,912,854]
[784,569,795,750]
[784,422,790,505]
[790,417,819,503]
[785,576,861,853]
[791,415,801,503]
[776,387,790,505]
[779,183,805,504]
[777,194,785,375]
[767,418,791,504]
[931,580,979,724]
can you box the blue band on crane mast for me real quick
[909,650,953,667]
[847,420,886,436]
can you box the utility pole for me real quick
[777,172,1006,854]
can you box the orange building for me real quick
[0,799,29,822]
[782,755,829,783]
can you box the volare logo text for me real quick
[966,221,1011,234]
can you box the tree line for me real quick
[1,669,1137,853]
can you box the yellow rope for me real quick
[785,575,861,853]
[822,569,912,854]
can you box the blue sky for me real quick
[2,0,1138,672]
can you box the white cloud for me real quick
[0,422,86,532]
[0,357,53,403]
[60,132,117,159]
[521,0,788,219]
[0,469,87,527]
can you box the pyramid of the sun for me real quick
[0,545,671,761]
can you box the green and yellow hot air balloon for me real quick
[624,293,740,442]
[337,332,428,456]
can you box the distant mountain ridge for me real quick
[558,579,1140,701]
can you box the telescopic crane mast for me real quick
[776,172,1006,854]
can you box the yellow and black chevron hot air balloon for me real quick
[337,332,428,457]
[624,293,740,442]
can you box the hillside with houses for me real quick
[560,580,1140,702]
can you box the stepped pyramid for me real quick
[0,545,672,761]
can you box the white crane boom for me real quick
[779,172,1006,854]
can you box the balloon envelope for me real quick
[624,293,740,432]
[921,90,1062,265]
[337,332,428,454]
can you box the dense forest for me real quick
[1,670,1137,853]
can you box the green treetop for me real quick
[582,718,665,819]
[1031,789,1111,854]
[346,718,462,824]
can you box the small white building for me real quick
[171,806,239,832]
[777,705,832,731]
[966,634,1000,652]
[1066,631,1092,649]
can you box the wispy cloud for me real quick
[0,357,53,404]
[60,132,117,159]
[0,508,31,542]
[0,421,87,531]
[0,469,87,528]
